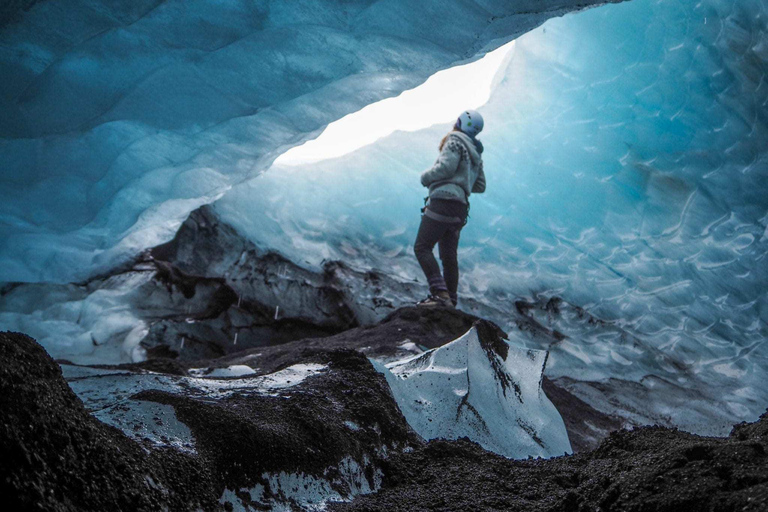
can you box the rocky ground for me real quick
[2,303,767,511]
[119,305,621,454]
[1,330,418,511]
[0,331,219,511]
[330,416,768,512]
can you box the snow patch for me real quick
[193,365,257,378]
[64,362,328,453]
[218,456,380,511]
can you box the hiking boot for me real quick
[416,291,453,308]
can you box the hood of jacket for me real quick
[448,131,483,165]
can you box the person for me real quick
[414,109,485,308]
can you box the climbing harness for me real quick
[421,196,470,226]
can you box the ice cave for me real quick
[1,0,767,510]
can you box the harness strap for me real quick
[423,208,464,224]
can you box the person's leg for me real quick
[414,215,451,296]
[438,225,462,305]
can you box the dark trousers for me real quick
[413,198,468,303]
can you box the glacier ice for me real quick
[64,361,328,411]
[0,0,593,283]
[202,364,257,378]
[1,0,767,441]
[212,0,768,434]
[376,326,572,459]
[0,272,152,363]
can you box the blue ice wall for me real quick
[1,0,766,433]
[472,0,768,429]
[215,0,768,430]
[0,0,582,283]
[477,0,768,368]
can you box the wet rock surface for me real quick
[541,377,624,454]
[202,306,504,374]
[144,205,429,358]
[135,349,420,509]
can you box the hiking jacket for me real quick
[420,131,485,204]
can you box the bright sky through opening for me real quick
[274,41,515,166]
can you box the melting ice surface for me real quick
[62,362,328,453]
[215,0,768,434]
[376,326,571,459]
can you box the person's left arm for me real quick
[472,161,486,193]
[420,139,463,187]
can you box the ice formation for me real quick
[0,0,590,284]
[67,362,328,407]
[377,326,572,459]
[1,0,767,441]
[212,0,768,434]
[0,271,154,364]
[64,360,329,455]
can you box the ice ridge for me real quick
[376,324,572,459]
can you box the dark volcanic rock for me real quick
[330,413,768,512]
[136,206,532,363]
[5,313,768,511]
[136,349,420,505]
[212,306,502,374]
[150,205,423,328]
[542,376,624,453]
[193,306,620,453]
[127,205,440,360]
[3,330,422,510]
[0,331,218,511]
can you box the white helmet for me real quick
[455,109,484,137]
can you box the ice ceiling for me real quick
[1,0,767,433]
[0,0,580,283]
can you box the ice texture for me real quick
[214,0,768,434]
[377,326,572,459]
[1,0,767,438]
[0,272,153,363]
[0,0,592,283]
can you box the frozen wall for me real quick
[0,0,598,283]
[2,0,766,435]
[215,0,768,431]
